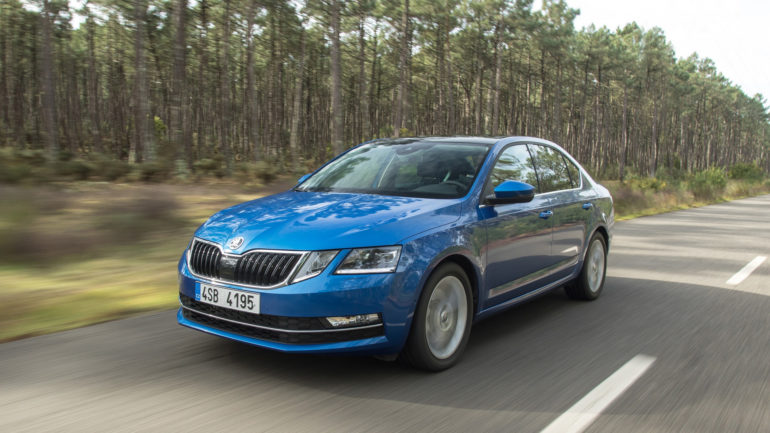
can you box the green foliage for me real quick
[728,163,765,182]
[0,149,50,184]
[17,150,48,166]
[690,168,728,200]
[53,159,94,180]
[94,195,181,242]
[0,187,183,265]
[153,116,177,164]
[88,154,132,181]
[624,175,668,192]
[193,157,226,178]
[137,161,171,182]
[234,161,278,185]
[0,150,33,184]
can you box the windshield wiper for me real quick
[295,186,334,193]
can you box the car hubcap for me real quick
[425,275,468,360]
[587,239,606,293]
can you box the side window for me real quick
[486,144,539,195]
[528,144,572,193]
[563,155,581,189]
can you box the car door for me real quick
[481,144,553,306]
[528,144,588,276]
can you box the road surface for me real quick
[2,195,769,432]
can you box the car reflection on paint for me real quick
[177,136,614,370]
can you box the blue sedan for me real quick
[177,137,614,370]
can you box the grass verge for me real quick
[605,179,770,220]
[0,179,291,342]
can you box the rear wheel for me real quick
[400,263,473,371]
[565,233,607,301]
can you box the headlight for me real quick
[292,250,339,283]
[335,246,402,274]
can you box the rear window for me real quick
[528,144,573,193]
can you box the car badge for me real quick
[227,237,244,250]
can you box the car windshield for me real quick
[296,140,492,198]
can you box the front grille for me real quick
[189,239,302,287]
[233,252,301,286]
[180,295,384,345]
[190,241,223,280]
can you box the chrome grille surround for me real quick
[187,238,307,289]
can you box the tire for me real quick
[565,233,607,301]
[400,263,473,371]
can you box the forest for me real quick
[1,0,768,181]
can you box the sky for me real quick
[567,0,770,102]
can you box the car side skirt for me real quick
[475,272,578,321]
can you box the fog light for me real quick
[325,314,381,328]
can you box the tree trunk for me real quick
[491,17,502,136]
[329,0,343,153]
[620,77,628,181]
[132,0,151,163]
[245,0,259,160]
[86,12,103,153]
[651,91,659,176]
[368,23,379,139]
[289,27,306,171]
[194,0,209,164]
[539,49,547,137]
[0,5,7,146]
[436,21,445,134]
[393,0,410,138]
[445,15,455,134]
[220,0,231,171]
[40,0,59,159]
[170,0,188,165]
[474,64,483,135]
[358,14,369,142]
[553,57,562,142]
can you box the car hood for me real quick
[195,190,463,252]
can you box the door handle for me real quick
[539,210,553,219]
[582,202,593,210]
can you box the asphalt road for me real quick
[2,195,769,433]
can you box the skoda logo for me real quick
[227,237,244,250]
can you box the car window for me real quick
[486,144,539,195]
[528,144,572,193]
[563,155,581,189]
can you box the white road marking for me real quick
[726,256,767,286]
[540,354,656,433]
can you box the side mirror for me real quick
[486,180,535,205]
[297,173,311,184]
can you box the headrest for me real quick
[417,158,444,178]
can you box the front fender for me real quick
[397,222,484,334]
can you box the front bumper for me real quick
[176,254,416,355]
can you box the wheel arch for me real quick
[577,224,610,270]
[593,225,609,250]
[435,254,480,317]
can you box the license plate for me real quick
[195,283,260,314]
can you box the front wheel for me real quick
[565,233,607,301]
[400,263,473,371]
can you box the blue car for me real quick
[178,137,613,370]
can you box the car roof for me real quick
[367,136,500,146]
[367,136,558,147]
